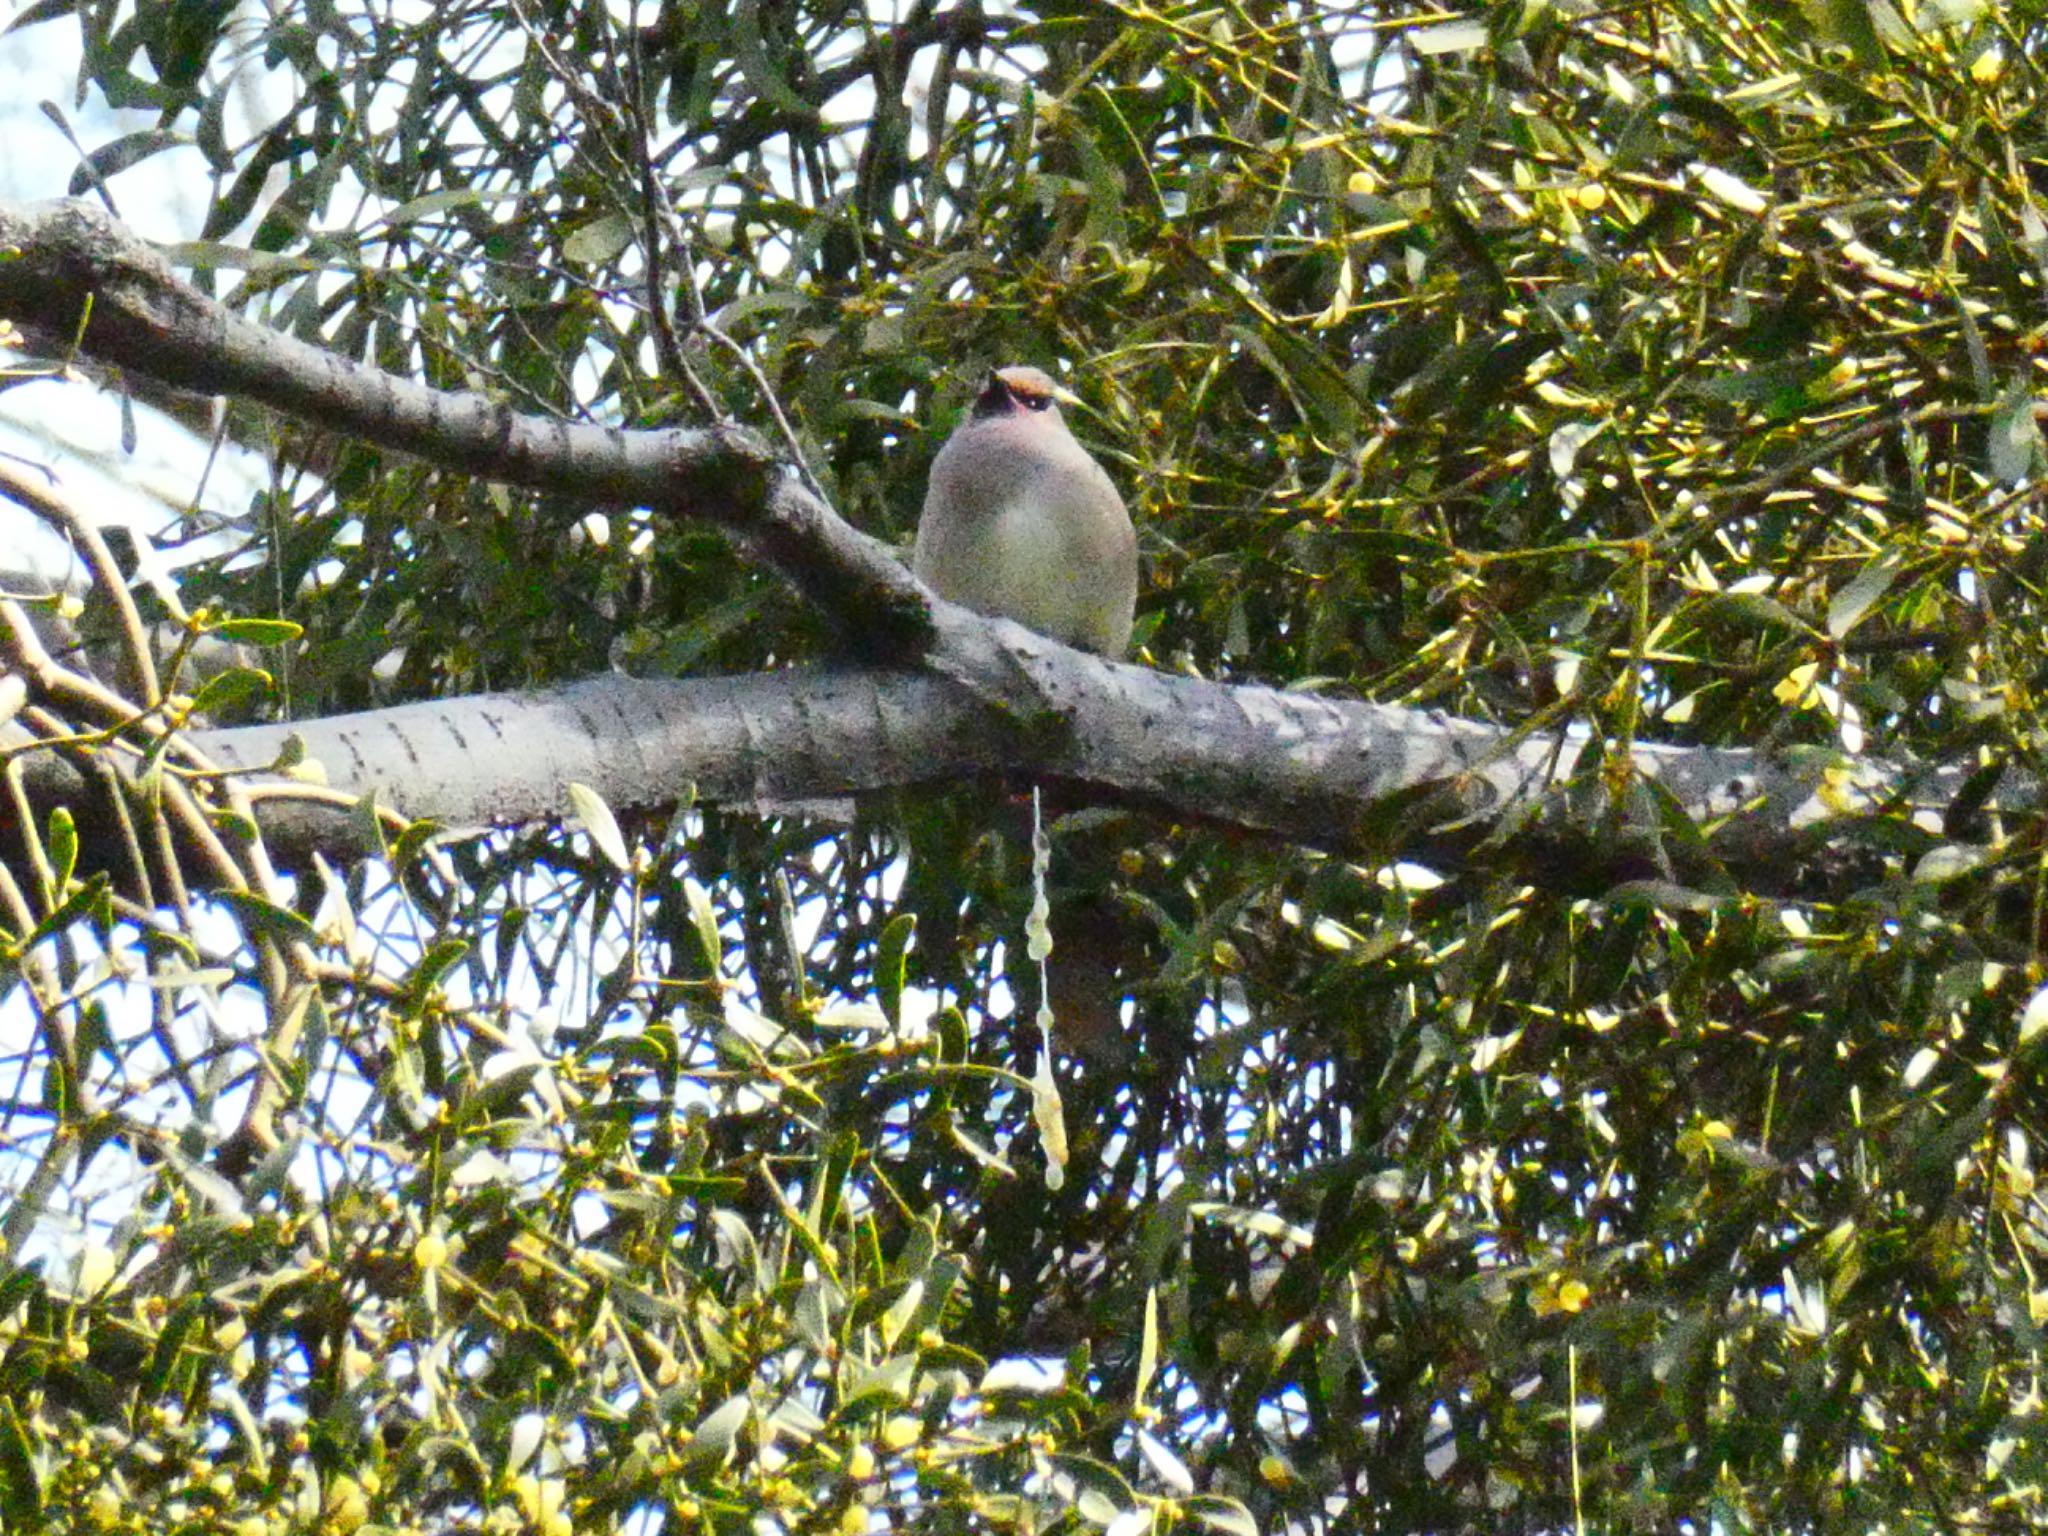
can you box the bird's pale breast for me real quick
[915,415,1135,655]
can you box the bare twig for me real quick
[0,457,164,709]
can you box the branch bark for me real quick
[6,634,2003,896]
[0,199,928,657]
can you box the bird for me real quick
[913,366,1137,657]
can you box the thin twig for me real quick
[0,457,164,709]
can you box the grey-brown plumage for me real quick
[913,367,1137,657]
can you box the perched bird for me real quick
[913,366,1137,656]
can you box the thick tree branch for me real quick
[7,625,2005,896]
[0,199,929,656]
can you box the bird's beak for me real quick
[1048,382,1084,409]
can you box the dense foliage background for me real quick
[4,0,2048,1531]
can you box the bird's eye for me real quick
[1024,394,1052,411]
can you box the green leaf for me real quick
[874,912,915,1028]
[1225,321,1362,444]
[45,806,76,895]
[1137,1428,1195,1496]
[683,876,723,975]
[1988,384,2040,484]
[1067,111,1129,249]
[1187,1496,1261,1536]
[405,938,471,1002]
[1132,1286,1160,1412]
[142,1297,206,1402]
[70,128,188,192]
[1803,0,1887,68]
[389,818,444,872]
[0,1396,41,1526]
[569,781,633,873]
[189,666,274,717]
[844,1353,917,1406]
[212,888,318,944]
[683,1393,751,1466]
[159,240,321,274]
[382,187,492,228]
[1702,590,1815,635]
[25,874,112,953]
[1827,551,1902,639]
[563,212,636,266]
[204,616,303,646]
[879,1279,924,1350]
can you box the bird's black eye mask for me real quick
[974,376,1056,416]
